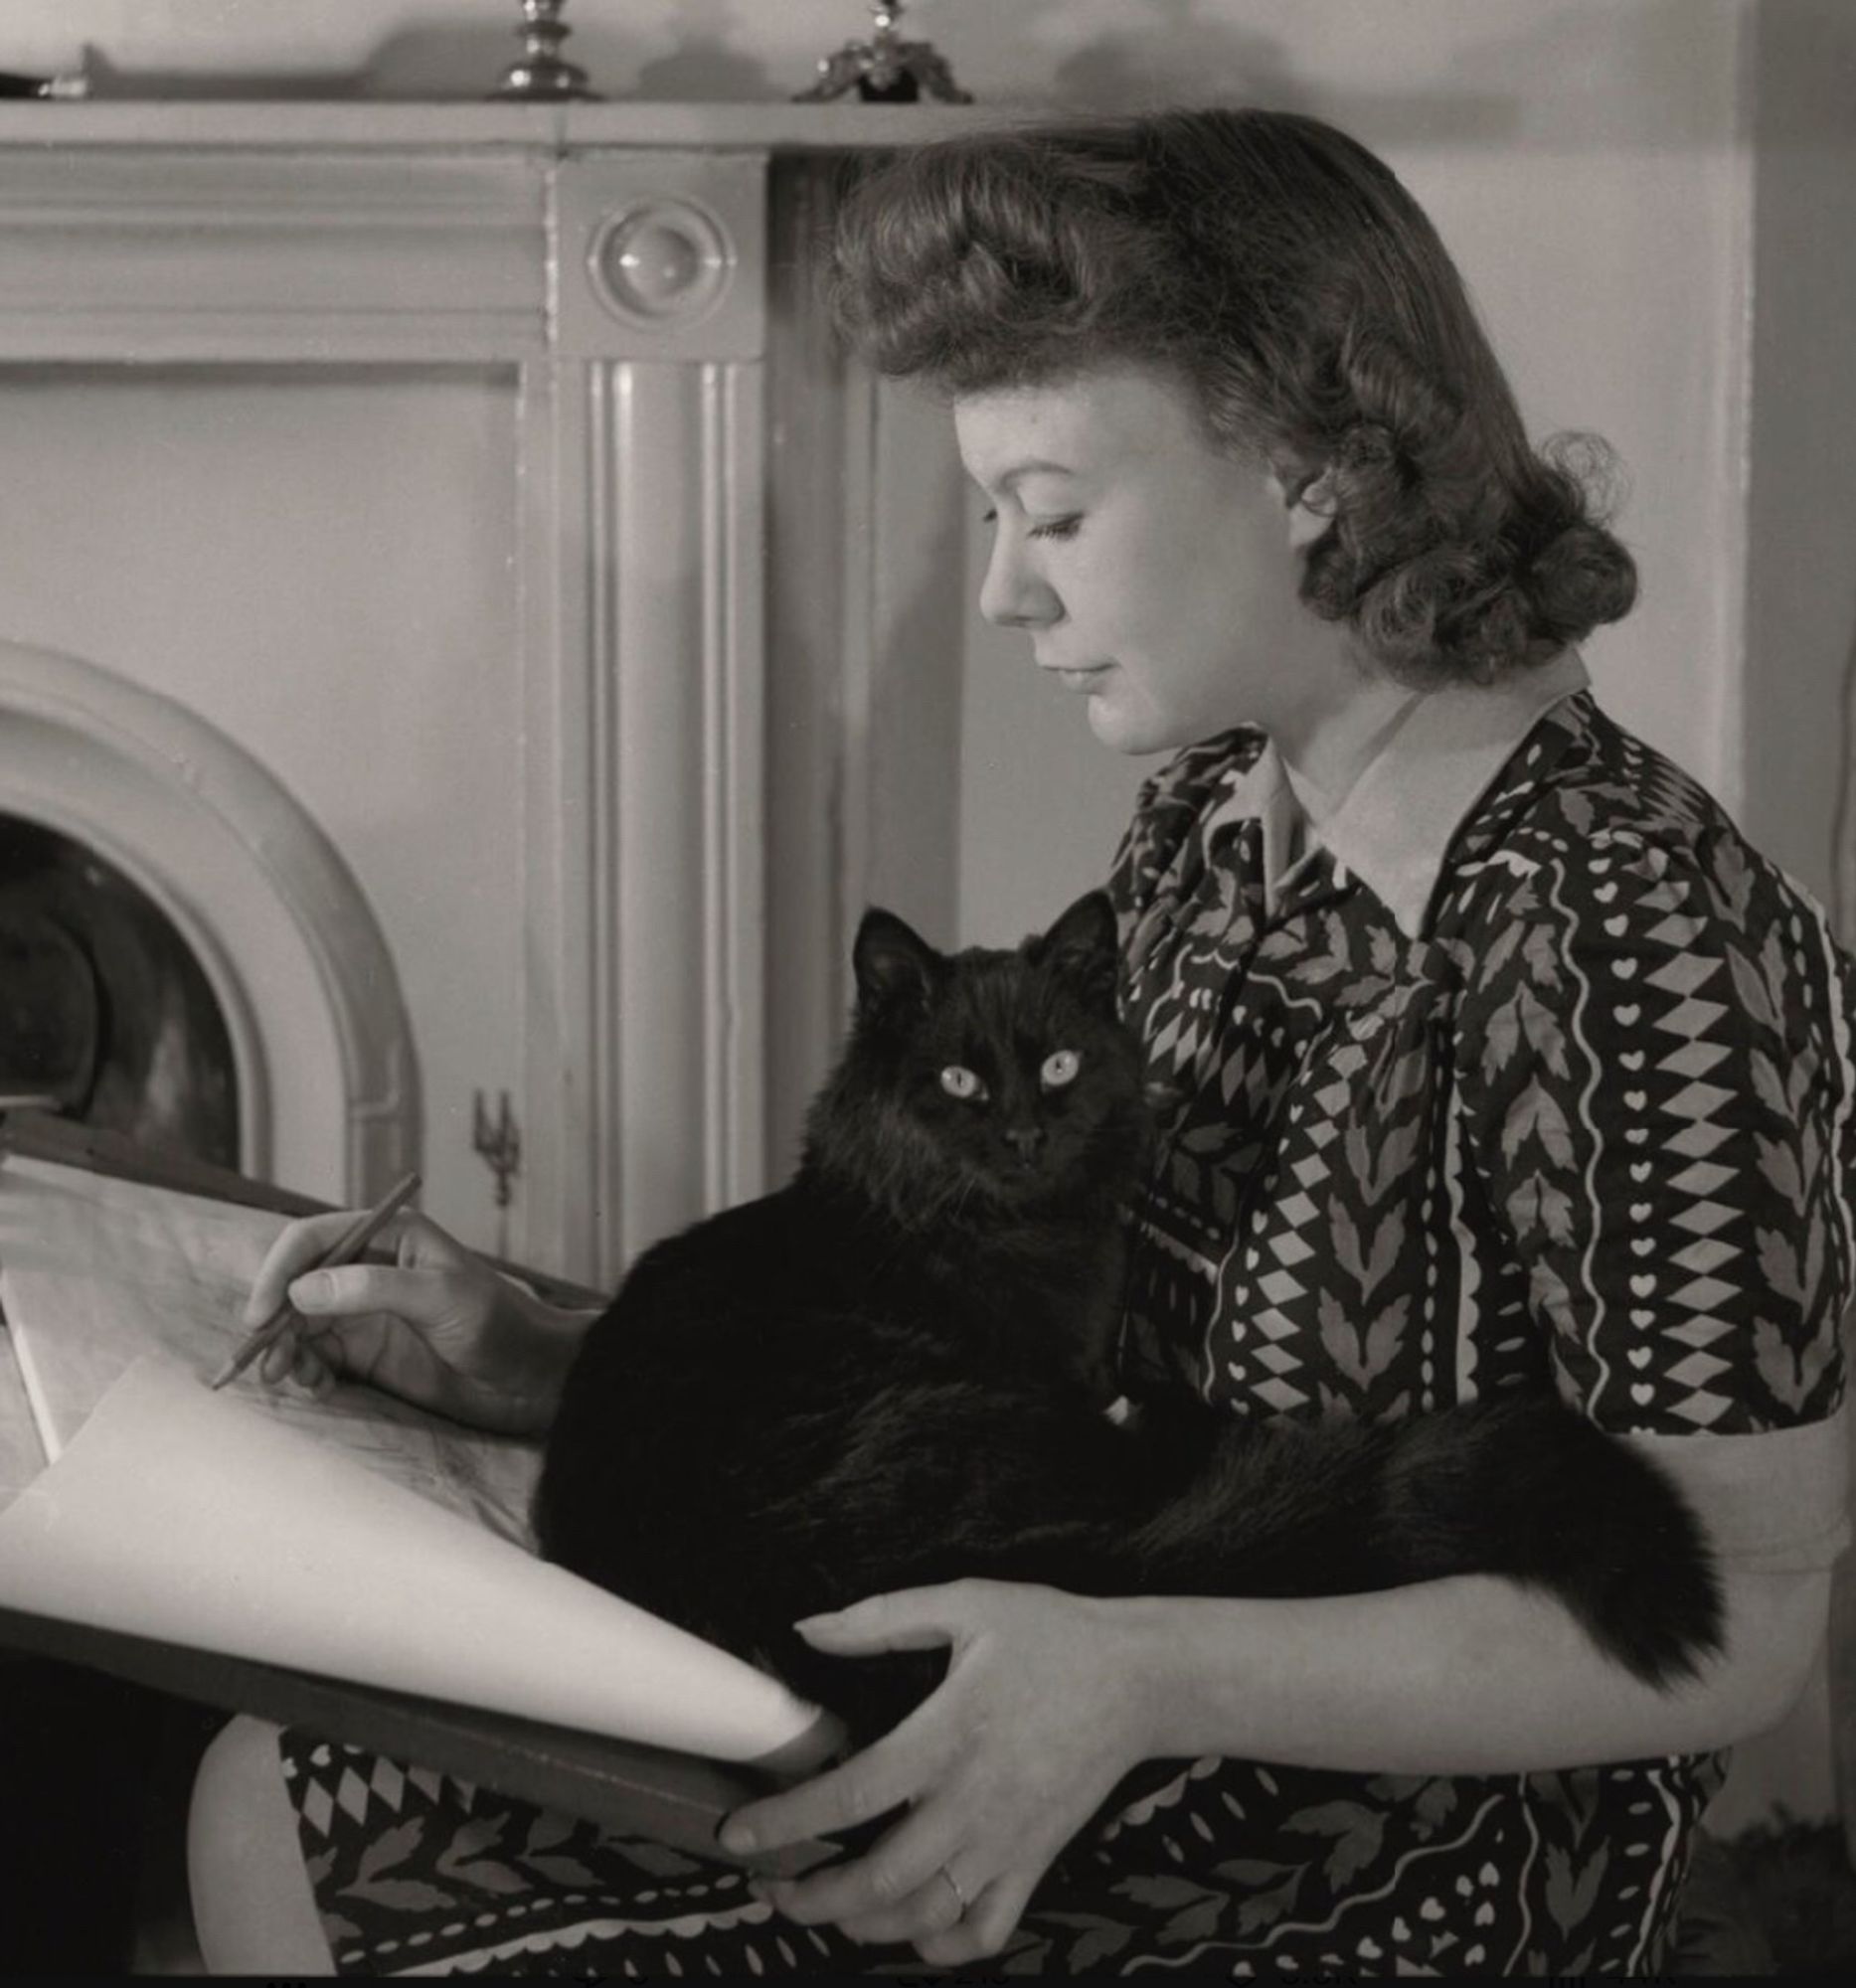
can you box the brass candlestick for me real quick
[795,1,973,104]
[491,0,602,102]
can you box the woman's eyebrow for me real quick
[999,460,1076,488]
[968,458,1079,497]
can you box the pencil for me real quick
[209,1171,422,1391]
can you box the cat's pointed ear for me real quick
[1032,890,1121,1008]
[852,907,941,1018]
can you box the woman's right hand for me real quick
[242,1208,594,1436]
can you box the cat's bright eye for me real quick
[940,1065,988,1101]
[1041,1050,1082,1089]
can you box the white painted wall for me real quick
[1742,0,1856,914]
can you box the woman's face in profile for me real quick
[954,363,1315,755]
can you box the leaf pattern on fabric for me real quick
[521,1852,601,1887]
[1755,1317,1838,1410]
[1507,1174,1577,1248]
[1286,1799,1391,1888]
[342,1877,459,1910]
[1544,1843,1612,1934]
[522,1810,577,1856]
[1500,1080,1575,1168]
[353,1816,422,1882]
[611,1837,705,1878]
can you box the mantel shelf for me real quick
[0,99,1032,153]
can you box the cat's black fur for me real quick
[535,891,1722,1745]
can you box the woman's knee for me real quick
[187,1716,335,1976]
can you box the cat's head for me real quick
[805,891,1148,1222]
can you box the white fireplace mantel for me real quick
[0,99,1011,154]
[0,100,1010,367]
[0,100,988,1285]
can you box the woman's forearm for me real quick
[1109,1564,1828,1777]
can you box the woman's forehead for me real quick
[953,364,1210,485]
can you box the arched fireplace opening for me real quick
[1,815,240,1170]
[0,639,419,1207]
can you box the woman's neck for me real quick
[1271,671,1424,827]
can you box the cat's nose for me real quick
[1005,1126,1046,1162]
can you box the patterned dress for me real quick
[278,668,1851,1977]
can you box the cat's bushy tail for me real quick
[1379,1397,1725,1688]
[1114,1393,1724,1689]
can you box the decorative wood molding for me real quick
[0,152,548,363]
[0,640,419,1205]
[555,154,766,363]
[0,100,1014,153]
[0,109,957,1283]
[0,123,776,1281]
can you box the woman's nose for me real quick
[977,532,1061,629]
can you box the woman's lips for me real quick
[1045,662,1112,691]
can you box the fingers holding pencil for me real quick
[213,1173,422,1390]
[233,1198,564,1431]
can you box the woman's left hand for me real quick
[718,1577,1154,1965]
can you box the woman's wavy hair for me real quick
[829,109,1635,686]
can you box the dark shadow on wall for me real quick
[1013,0,1512,143]
[362,1,773,103]
[1010,0,1766,152]
[634,0,775,102]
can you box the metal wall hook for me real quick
[472,1088,522,1210]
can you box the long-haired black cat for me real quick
[535,891,1721,1744]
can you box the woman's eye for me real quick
[1041,1050,1082,1089]
[1029,516,1082,542]
[940,1065,987,1101]
[980,506,998,526]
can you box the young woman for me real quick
[192,109,1849,1977]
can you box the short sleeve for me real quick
[1455,827,1853,1568]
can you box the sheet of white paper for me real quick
[0,1328,44,1516]
[0,1356,824,1764]
[0,1155,538,1544]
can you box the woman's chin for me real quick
[1084,691,1175,757]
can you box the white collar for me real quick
[1211,649,1592,937]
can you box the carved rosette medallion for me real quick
[587,198,736,332]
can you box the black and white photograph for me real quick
[0,1,1852,1976]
